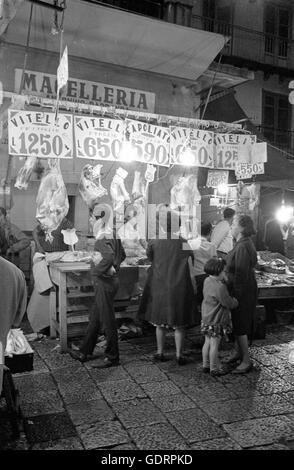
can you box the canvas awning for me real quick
[204,91,294,183]
[4,0,227,81]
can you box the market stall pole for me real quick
[49,262,149,352]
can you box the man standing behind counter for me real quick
[211,208,235,260]
[0,207,30,267]
[69,204,126,368]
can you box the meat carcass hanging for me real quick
[110,167,130,212]
[170,174,201,210]
[79,164,107,209]
[14,156,37,190]
[36,159,69,242]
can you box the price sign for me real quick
[8,110,73,158]
[170,127,214,168]
[126,119,170,167]
[214,133,256,170]
[206,170,229,188]
[235,162,264,180]
[75,116,124,160]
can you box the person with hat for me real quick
[68,203,126,368]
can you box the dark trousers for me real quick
[80,276,119,362]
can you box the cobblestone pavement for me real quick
[1,323,294,451]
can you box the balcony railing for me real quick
[83,0,164,19]
[258,125,294,159]
[192,15,294,71]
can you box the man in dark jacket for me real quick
[263,217,286,255]
[69,204,126,368]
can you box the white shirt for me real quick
[189,237,217,277]
[211,220,233,254]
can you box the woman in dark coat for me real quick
[226,215,257,374]
[144,210,195,365]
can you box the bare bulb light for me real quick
[217,183,229,195]
[275,203,293,224]
[180,147,195,166]
[119,141,137,162]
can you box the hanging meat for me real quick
[132,171,146,201]
[170,174,201,210]
[36,159,69,242]
[79,163,107,209]
[14,156,37,190]
[110,167,130,212]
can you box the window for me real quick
[264,4,291,58]
[202,1,232,50]
[262,91,291,151]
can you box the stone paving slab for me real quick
[98,379,146,402]
[255,378,294,395]
[111,398,167,428]
[20,390,65,417]
[76,421,130,449]
[200,399,255,424]
[183,384,237,405]
[151,394,197,413]
[24,413,77,444]
[140,380,181,398]
[32,340,78,370]
[124,363,168,384]
[87,365,130,383]
[248,444,290,450]
[166,408,226,443]
[14,372,57,395]
[52,366,102,404]
[223,415,294,448]
[190,437,242,450]
[127,423,189,450]
[280,390,294,404]
[31,437,84,450]
[66,399,115,426]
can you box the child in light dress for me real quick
[201,257,238,377]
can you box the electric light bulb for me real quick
[180,147,195,166]
[119,141,137,162]
[217,183,229,195]
[275,204,293,224]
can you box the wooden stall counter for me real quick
[48,261,150,352]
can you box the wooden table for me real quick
[48,262,149,352]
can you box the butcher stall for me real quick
[1,83,283,348]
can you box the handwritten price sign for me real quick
[8,110,73,158]
[206,170,229,188]
[126,119,170,167]
[75,116,125,160]
[235,162,264,180]
[170,127,214,168]
[214,134,257,170]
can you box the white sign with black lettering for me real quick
[206,170,229,188]
[14,69,156,112]
[126,119,170,167]
[214,134,257,170]
[170,127,214,168]
[8,110,73,158]
[75,116,124,160]
[235,162,264,180]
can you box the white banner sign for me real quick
[235,162,264,180]
[75,116,125,160]
[8,110,73,158]
[170,127,214,168]
[57,46,68,95]
[126,119,170,167]
[206,170,229,188]
[214,134,257,170]
[238,142,267,163]
[15,69,156,112]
